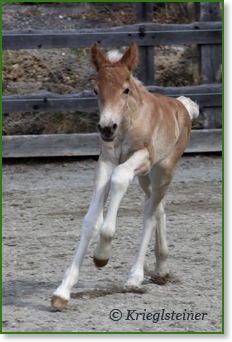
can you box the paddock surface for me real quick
[2,155,222,333]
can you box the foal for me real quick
[52,42,199,310]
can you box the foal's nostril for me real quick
[98,123,118,141]
[112,123,118,131]
[98,123,117,134]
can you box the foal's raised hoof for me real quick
[51,295,68,311]
[93,256,109,268]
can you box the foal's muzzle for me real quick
[98,123,118,142]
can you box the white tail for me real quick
[177,96,199,120]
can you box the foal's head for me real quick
[90,42,138,142]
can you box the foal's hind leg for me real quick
[126,163,175,288]
[125,175,153,288]
[151,163,177,279]
[154,200,169,278]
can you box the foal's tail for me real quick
[177,96,199,120]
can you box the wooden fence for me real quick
[2,2,222,158]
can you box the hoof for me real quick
[124,283,147,294]
[51,295,68,311]
[151,273,170,285]
[93,256,109,268]
[124,284,140,292]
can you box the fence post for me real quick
[136,3,154,85]
[198,2,222,128]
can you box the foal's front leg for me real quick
[51,155,114,310]
[93,149,150,267]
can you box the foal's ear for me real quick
[120,42,138,71]
[90,43,108,72]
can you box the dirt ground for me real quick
[2,155,222,333]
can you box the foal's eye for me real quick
[123,88,130,95]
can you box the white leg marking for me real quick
[154,203,169,277]
[126,197,156,288]
[94,149,150,264]
[126,163,173,288]
[126,201,169,288]
[52,156,114,304]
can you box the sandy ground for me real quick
[2,155,222,333]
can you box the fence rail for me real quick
[2,3,222,158]
[3,22,222,50]
[2,84,222,114]
[2,129,222,159]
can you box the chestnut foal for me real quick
[52,42,199,310]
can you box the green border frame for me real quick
[0,0,226,3]
[1,0,224,335]
[0,0,2,337]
